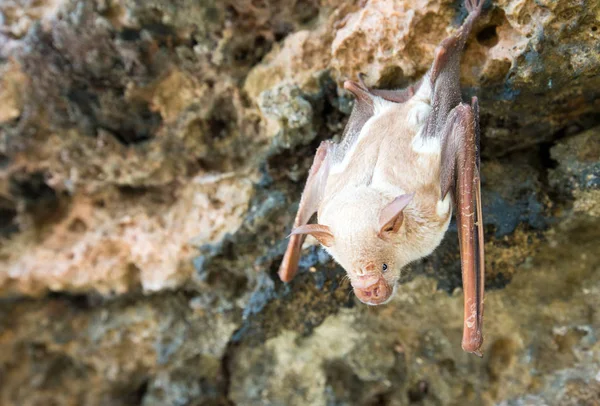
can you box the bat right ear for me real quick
[290,224,335,247]
[378,193,414,236]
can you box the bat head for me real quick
[291,189,449,305]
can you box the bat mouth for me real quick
[352,276,392,305]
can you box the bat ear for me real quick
[378,193,415,236]
[290,224,335,247]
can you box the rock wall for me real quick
[0,0,599,405]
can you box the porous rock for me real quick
[1,0,599,404]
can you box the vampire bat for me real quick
[278,0,486,356]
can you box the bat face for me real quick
[326,223,405,306]
[319,188,452,305]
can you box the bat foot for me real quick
[465,0,483,13]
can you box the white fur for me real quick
[436,194,452,217]
[407,102,432,128]
[372,95,395,116]
[369,172,407,198]
[413,75,433,103]
[411,130,441,154]
[330,96,396,175]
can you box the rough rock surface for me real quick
[0,0,599,405]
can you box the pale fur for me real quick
[329,95,395,176]
[318,91,452,292]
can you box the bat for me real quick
[278,0,486,356]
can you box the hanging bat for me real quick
[278,0,485,356]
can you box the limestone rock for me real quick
[550,126,600,217]
[0,294,238,405]
[0,173,253,296]
[258,83,316,151]
[0,0,599,404]
[0,61,26,124]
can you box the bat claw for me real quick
[357,72,368,87]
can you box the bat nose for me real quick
[353,277,392,305]
[355,263,375,276]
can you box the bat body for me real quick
[318,95,453,300]
[279,0,485,355]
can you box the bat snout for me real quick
[353,277,392,305]
[354,263,376,276]
[349,272,380,289]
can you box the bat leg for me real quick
[278,141,332,282]
[423,0,485,141]
[440,102,485,356]
[430,0,484,83]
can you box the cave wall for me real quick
[0,0,599,405]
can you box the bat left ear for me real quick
[290,224,335,247]
[378,193,415,236]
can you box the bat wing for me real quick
[440,98,485,356]
[278,141,332,282]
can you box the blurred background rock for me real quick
[0,0,598,405]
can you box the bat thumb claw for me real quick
[357,72,368,86]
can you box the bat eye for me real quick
[382,264,388,272]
